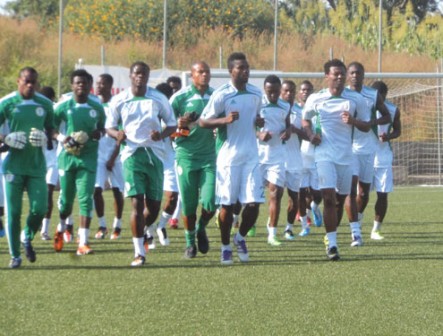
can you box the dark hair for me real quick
[347,61,365,73]
[130,61,150,74]
[264,75,281,86]
[323,59,346,75]
[282,80,296,89]
[300,80,313,89]
[19,66,38,78]
[227,52,247,71]
[98,73,114,86]
[156,82,173,99]
[166,76,181,86]
[371,80,388,96]
[70,69,91,84]
[40,86,56,101]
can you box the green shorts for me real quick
[123,147,164,201]
[176,157,216,216]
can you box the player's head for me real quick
[96,73,114,97]
[70,69,91,99]
[155,82,173,99]
[371,80,388,101]
[280,80,296,105]
[129,61,150,92]
[347,61,365,89]
[166,76,182,93]
[227,52,249,87]
[17,66,38,99]
[191,61,210,89]
[40,86,56,102]
[299,80,314,103]
[324,59,346,93]
[264,75,281,104]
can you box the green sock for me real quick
[185,230,196,247]
[196,217,209,233]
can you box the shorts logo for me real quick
[5,174,14,182]
[176,165,183,176]
[58,169,65,177]
[36,107,44,117]
[89,109,97,118]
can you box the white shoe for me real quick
[156,227,170,246]
[41,232,51,241]
[371,230,384,240]
[350,233,363,247]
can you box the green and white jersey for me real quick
[0,91,54,177]
[54,96,106,172]
[170,84,215,161]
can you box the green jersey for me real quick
[55,96,106,172]
[0,91,54,177]
[170,84,215,161]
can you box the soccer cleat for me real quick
[41,232,51,241]
[156,227,170,246]
[220,249,233,265]
[9,257,22,269]
[63,225,74,243]
[351,234,363,247]
[298,227,311,237]
[94,227,108,239]
[168,218,179,229]
[196,228,209,254]
[143,234,155,252]
[233,235,249,262]
[326,246,340,261]
[284,230,295,241]
[184,245,197,259]
[312,207,322,227]
[22,239,36,263]
[131,255,146,267]
[267,236,282,246]
[371,230,384,240]
[54,231,64,252]
[76,245,94,255]
[323,234,329,248]
[110,227,122,240]
[247,225,256,237]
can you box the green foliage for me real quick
[4,0,61,26]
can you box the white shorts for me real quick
[260,162,285,188]
[285,169,302,192]
[46,165,59,186]
[373,167,393,193]
[95,159,124,191]
[316,161,352,195]
[352,153,375,184]
[216,161,265,206]
[164,166,179,192]
[300,167,319,190]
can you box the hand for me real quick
[225,111,239,124]
[151,130,161,141]
[71,131,89,145]
[106,158,115,171]
[29,128,47,147]
[115,130,126,145]
[255,116,265,128]
[258,131,272,142]
[178,117,190,129]
[4,131,27,149]
[90,129,103,141]
[280,129,291,141]
[64,136,83,156]
[309,133,321,146]
[379,132,389,142]
[341,111,353,125]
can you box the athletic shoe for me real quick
[94,227,108,239]
[323,234,329,248]
[351,234,363,247]
[312,207,322,227]
[9,257,22,269]
[110,227,121,240]
[184,245,197,259]
[326,246,340,261]
[284,230,295,241]
[76,245,94,255]
[63,225,74,243]
[267,236,282,247]
[233,235,249,262]
[143,234,155,252]
[131,255,146,267]
[168,218,179,229]
[371,230,384,240]
[298,227,311,237]
[40,232,51,241]
[247,225,256,237]
[54,231,64,252]
[22,239,36,263]
[156,227,170,246]
[196,228,209,254]
[220,249,233,265]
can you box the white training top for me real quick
[97,98,119,164]
[374,100,398,168]
[201,81,262,166]
[257,95,290,165]
[285,102,303,172]
[106,87,177,163]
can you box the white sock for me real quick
[113,218,122,229]
[147,224,156,237]
[373,221,381,232]
[300,216,308,229]
[285,223,293,232]
[267,226,277,238]
[307,209,312,218]
[172,198,182,220]
[78,228,89,246]
[350,222,361,235]
[41,218,50,234]
[358,212,363,222]
[66,215,74,225]
[311,201,318,211]
[235,232,245,242]
[221,244,232,252]
[232,214,239,225]
[133,237,145,257]
[326,231,338,247]
[158,211,171,229]
[98,216,106,228]
[57,218,67,233]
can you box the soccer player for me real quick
[199,52,265,265]
[93,73,125,240]
[166,76,182,95]
[258,75,291,246]
[53,69,106,256]
[302,59,371,261]
[106,61,176,267]
[345,62,391,246]
[170,61,216,258]
[371,81,401,240]
[0,67,54,268]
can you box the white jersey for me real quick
[106,87,177,163]
[201,81,261,166]
[285,103,303,172]
[374,100,397,168]
[348,86,378,155]
[303,88,364,165]
[257,95,289,165]
[97,99,119,164]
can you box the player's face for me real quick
[191,63,211,88]
[230,59,249,86]
[169,81,181,93]
[17,70,38,99]
[347,65,364,88]
[72,76,89,99]
[326,66,346,91]
[299,84,313,103]
[130,65,149,88]
[280,83,296,105]
[96,77,111,96]
[264,82,281,104]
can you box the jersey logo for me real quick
[36,107,44,117]
[89,109,97,118]
[186,102,194,108]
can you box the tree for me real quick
[4,0,63,25]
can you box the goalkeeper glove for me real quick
[29,128,48,147]
[4,131,27,149]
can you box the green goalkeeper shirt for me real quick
[0,91,54,177]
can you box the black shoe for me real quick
[23,239,36,263]
[326,246,340,261]
[197,228,209,254]
[184,245,197,259]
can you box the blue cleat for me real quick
[9,257,22,269]
[298,227,311,237]
[312,207,323,227]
